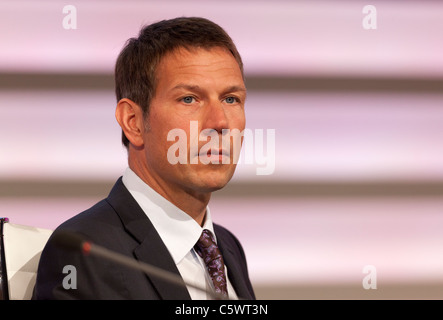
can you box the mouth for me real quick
[197,148,231,163]
[200,148,230,157]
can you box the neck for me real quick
[128,156,210,226]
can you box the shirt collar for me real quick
[122,167,215,264]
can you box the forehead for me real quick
[155,46,244,85]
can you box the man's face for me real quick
[141,46,246,195]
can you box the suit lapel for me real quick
[132,230,191,300]
[106,178,191,300]
[216,232,254,300]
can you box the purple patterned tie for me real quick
[194,229,228,298]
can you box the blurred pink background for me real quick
[1,0,442,299]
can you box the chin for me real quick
[195,168,235,192]
[200,177,231,192]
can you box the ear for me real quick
[115,98,145,147]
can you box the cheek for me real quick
[147,118,192,158]
[229,110,246,130]
[150,104,191,131]
[144,116,171,154]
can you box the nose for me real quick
[201,100,229,134]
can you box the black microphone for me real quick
[52,230,227,300]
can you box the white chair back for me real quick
[1,219,52,300]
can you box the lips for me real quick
[199,148,230,158]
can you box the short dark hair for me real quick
[114,17,244,148]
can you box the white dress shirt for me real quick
[122,167,238,300]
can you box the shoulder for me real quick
[52,177,133,247]
[55,199,119,239]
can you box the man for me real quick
[32,17,255,300]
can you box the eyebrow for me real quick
[222,85,247,95]
[171,84,247,95]
[171,84,202,92]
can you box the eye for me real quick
[224,96,238,104]
[181,96,196,104]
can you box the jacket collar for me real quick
[106,177,191,300]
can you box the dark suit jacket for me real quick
[32,178,255,300]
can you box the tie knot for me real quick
[195,230,221,261]
[196,229,216,248]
